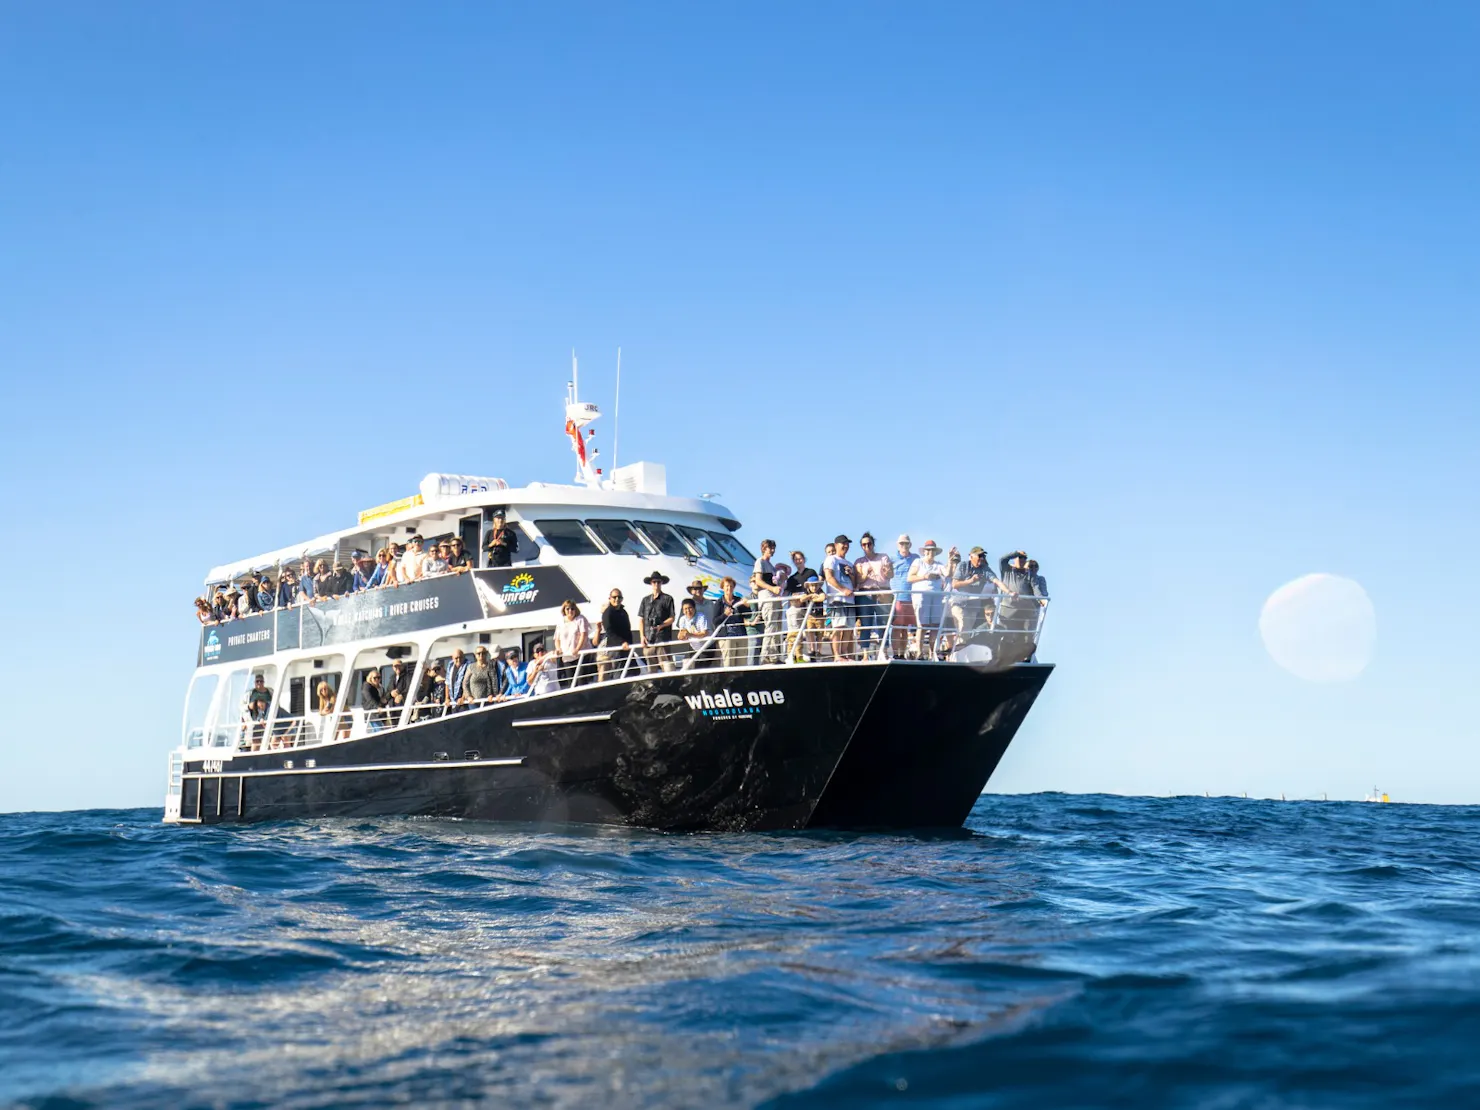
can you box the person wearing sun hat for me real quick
[908,539,953,658]
[638,571,677,672]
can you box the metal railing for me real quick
[206,588,1048,752]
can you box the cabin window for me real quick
[633,520,694,558]
[533,519,606,556]
[586,519,657,555]
[181,674,219,750]
[705,530,754,563]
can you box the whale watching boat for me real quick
[164,378,1053,830]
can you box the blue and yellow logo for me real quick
[502,572,539,604]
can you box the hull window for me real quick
[633,520,694,558]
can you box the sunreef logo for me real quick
[203,630,221,661]
[502,572,539,605]
[684,688,785,720]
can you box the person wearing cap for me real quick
[413,661,447,721]
[484,511,519,568]
[887,535,920,658]
[329,561,354,597]
[823,534,858,662]
[951,546,1006,639]
[908,540,953,658]
[790,574,829,662]
[527,642,560,695]
[852,532,893,660]
[638,572,677,672]
[244,673,273,750]
[997,550,1038,632]
[496,646,530,699]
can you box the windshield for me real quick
[586,519,657,555]
[534,519,606,556]
[633,521,695,558]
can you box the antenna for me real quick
[612,347,621,476]
[571,349,579,402]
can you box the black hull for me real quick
[177,662,1052,832]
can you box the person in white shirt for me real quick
[822,534,858,661]
[675,597,711,667]
[527,642,560,695]
[399,536,426,583]
[908,540,955,658]
[555,599,594,686]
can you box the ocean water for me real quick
[4,796,1480,1109]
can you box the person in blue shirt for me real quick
[497,647,530,699]
[350,550,385,592]
[889,535,920,658]
[446,648,470,712]
[276,570,298,609]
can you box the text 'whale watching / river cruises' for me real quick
[166,371,1054,831]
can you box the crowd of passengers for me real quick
[195,512,526,625]
[234,533,1048,747]
[400,534,1046,706]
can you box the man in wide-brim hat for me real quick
[638,572,676,672]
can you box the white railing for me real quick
[208,589,1048,753]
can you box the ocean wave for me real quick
[5,795,1480,1108]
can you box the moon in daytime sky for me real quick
[1259,573,1376,682]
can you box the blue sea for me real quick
[5,795,1480,1109]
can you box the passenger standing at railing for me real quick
[359,670,389,731]
[485,511,519,568]
[446,537,472,571]
[675,597,710,667]
[316,680,338,739]
[446,648,470,711]
[464,647,495,705]
[784,550,817,651]
[752,540,787,665]
[793,576,828,661]
[351,550,384,592]
[329,562,353,597]
[195,597,212,625]
[1028,560,1048,603]
[598,589,634,681]
[528,643,560,695]
[422,545,450,578]
[311,560,334,600]
[888,536,919,659]
[414,663,446,721]
[852,533,893,660]
[497,648,530,699]
[823,536,858,662]
[399,537,426,583]
[255,574,276,612]
[277,569,299,609]
[951,547,1001,636]
[387,659,413,717]
[556,599,594,686]
[712,577,752,670]
[297,559,316,604]
[246,674,273,750]
[909,541,952,659]
[997,551,1038,632]
[639,572,677,672]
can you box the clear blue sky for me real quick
[2,3,1476,812]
